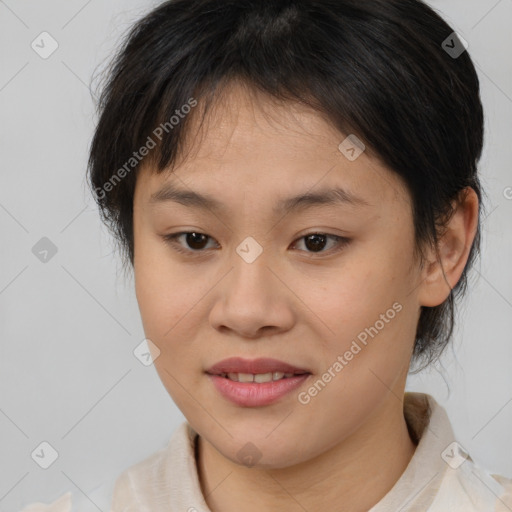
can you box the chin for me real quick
[215,435,308,470]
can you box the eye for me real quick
[162,232,217,255]
[161,231,350,257]
[290,233,350,255]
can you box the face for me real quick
[133,82,424,469]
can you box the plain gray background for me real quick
[0,0,511,510]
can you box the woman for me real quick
[22,0,512,510]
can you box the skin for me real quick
[132,81,479,512]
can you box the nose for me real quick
[208,252,295,339]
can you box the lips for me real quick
[205,357,311,376]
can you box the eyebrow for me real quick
[149,182,372,215]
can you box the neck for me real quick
[196,394,417,512]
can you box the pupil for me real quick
[305,234,326,252]
[187,232,207,250]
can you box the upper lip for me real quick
[206,357,311,375]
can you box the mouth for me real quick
[205,357,312,406]
[212,371,309,383]
[205,356,312,381]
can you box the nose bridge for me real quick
[230,234,275,299]
[208,233,290,337]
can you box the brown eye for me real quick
[162,232,217,254]
[291,233,350,255]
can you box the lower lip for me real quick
[207,373,311,407]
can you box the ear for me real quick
[417,187,479,307]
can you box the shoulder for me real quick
[110,453,166,512]
[429,456,512,511]
[111,422,192,511]
[19,492,72,512]
[19,479,115,512]
[397,393,512,512]
[20,423,192,512]
[491,473,512,510]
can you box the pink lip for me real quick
[205,357,312,407]
[207,373,311,407]
[205,357,310,375]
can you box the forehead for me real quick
[135,82,409,212]
[152,81,351,175]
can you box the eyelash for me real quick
[161,231,351,258]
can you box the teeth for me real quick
[222,371,298,382]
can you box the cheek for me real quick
[134,236,195,354]
[133,233,217,377]
[134,245,204,407]
[297,251,401,329]
[299,245,415,376]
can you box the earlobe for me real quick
[417,187,479,308]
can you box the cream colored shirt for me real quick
[20,392,512,511]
